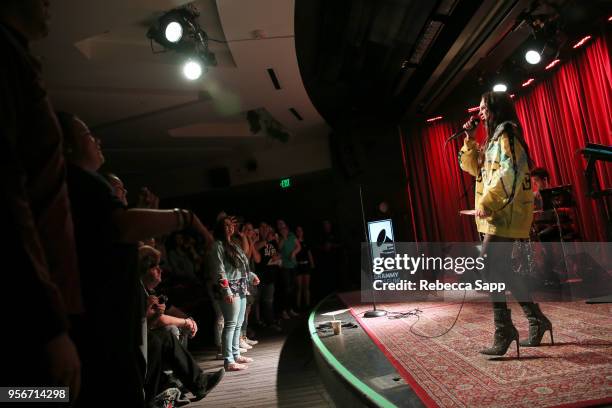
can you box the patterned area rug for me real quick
[343,296,612,408]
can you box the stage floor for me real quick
[310,292,612,408]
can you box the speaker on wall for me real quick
[209,167,231,188]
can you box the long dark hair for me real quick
[213,217,241,268]
[480,91,532,167]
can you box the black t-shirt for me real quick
[256,241,280,283]
[257,241,279,269]
[66,164,140,354]
[296,239,310,264]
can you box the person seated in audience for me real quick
[140,246,224,403]
[141,246,198,347]
[56,111,213,406]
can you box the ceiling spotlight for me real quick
[525,49,541,64]
[493,83,508,92]
[164,21,183,43]
[183,59,203,80]
[147,5,217,71]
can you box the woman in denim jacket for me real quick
[210,216,259,371]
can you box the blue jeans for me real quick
[219,294,246,364]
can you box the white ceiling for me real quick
[33,0,329,174]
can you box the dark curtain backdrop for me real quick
[401,35,611,242]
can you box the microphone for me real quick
[444,115,480,147]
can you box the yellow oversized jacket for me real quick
[459,121,533,238]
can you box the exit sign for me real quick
[280,178,291,188]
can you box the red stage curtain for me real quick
[402,35,611,242]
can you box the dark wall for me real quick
[161,120,411,240]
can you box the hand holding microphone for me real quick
[462,115,480,139]
[444,115,480,147]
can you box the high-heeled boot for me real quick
[519,302,554,346]
[479,308,520,358]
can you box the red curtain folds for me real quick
[402,35,612,242]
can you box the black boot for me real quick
[479,308,520,358]
[519,303,553,347]
[191,368,225,401]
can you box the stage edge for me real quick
[308,295,397,408]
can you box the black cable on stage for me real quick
[384,288,468,339]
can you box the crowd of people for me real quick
[0,1,348,407]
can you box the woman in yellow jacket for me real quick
[459,91,553,358]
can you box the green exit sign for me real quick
[280,178,291,188]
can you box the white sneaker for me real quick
[225,362,248,371]
[239,339,253,349]
[245,337,258,345]
[235,355,254,363]
[281,311,290,320]
[239,347,247,353]
[215,353,223,360]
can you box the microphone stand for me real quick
[359,184,387,318]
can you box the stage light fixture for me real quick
[147,5,217,77]
[493,83,508,92]
[183,59,203,80]
[525,49,541,64]
[426,116,443,123]
[164,21,183,43]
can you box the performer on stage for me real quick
[459,91,553,357]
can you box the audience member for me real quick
[140,246,223,403]
[239,222,261,349]
[167,232,201,283]
[210,216,259,371]
[57,111,213,406]
[0,0,81,399]
[255,226,283,331]
[104,172,129,206]
[141,246,198,346]
[277,220,301,319]
[295,226,315,310]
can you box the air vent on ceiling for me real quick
[267,68,282,90]
[289,108,303,121]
